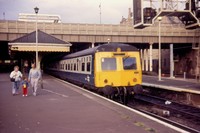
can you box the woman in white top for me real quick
[9,66,22,95]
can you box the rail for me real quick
[132,94,200,132]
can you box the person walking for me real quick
[9,66,23,95]
[28,63,41,96]
[21,76,29,97]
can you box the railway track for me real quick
[134,94,200,121]
[128,103,200,133]
[130,94,200,133]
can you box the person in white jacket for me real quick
[28,63,41,96]
[9,66,22,95]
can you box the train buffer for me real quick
[142,75,200,95]
[0,73,184,133]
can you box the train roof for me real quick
[62,43,138,59]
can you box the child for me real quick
[21,76,29,97]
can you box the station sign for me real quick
[133,0,143,28]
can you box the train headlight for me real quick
[104,79,108,84]
[133,78,137,82]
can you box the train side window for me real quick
[66,64,68,70]
[101,58,116,70]
[71,63,73,71]
[77,59,80,71]
[74,59,77,71]
[87,62,90,72]
[123,57,137,70]
[74,63,76,71]
[67,64,70,70]
[81,62,85,71]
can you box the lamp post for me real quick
[34,7,39,69]
[158,16,162,81]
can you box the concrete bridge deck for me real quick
[0,20,199,44]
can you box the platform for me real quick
[0,73,184,133]
[142,75,200,94]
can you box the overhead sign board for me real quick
[133,0,143,27]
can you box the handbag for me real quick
[10,78,15,82]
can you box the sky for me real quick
[0,0,133,24]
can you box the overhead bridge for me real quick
[0,20,199,44]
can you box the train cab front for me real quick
[94,48,142,100]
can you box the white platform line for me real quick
[142,82,200,95]
[43,89,69,98]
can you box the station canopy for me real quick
[9,30,72,52]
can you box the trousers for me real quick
[23,87,28,95]
[12,81,20,94]
[30,78,39,94]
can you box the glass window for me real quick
[82,63,85,71]
[87,62,90,72]
[71,64,73,71]
[123,57,137,70]
[74,63,76,71]
[68,64,70,70]
[66,64,68,70]
[101,58,116,70]
[77,60,80,71]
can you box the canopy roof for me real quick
[9,30,71,52]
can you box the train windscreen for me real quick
[101,58,116,71]
[123,57,137,70]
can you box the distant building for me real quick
[120,8,133,26]
[18,13,61,23]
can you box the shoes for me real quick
[25,94,28,97]
[22,95,25,97]
[33,92,37,96]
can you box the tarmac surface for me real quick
[142,75,200,94]
[0,73,181,133]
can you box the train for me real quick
[46,43,142,104]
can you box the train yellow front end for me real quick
[94,47,142,97]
